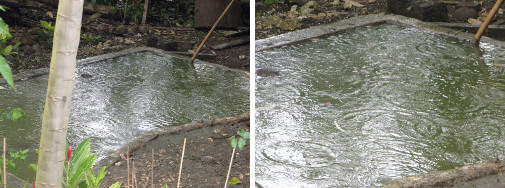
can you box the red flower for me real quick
[67,146,72,162]
[33,182,35,188]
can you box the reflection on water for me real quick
[0,52,249,179]
[256,24,505,187]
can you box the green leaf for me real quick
[237,138,246,150]
[237,129,245,136]
[228,177,241,185]
[0,6,5,12]
[67,138,97,188]
[11,108,23,122]
[230,137,238,149]
[227,135,235,141]
[0,55,15,90]
[40,20,49,29]
[161,185,168,188]
[108,182,122,188]
[0,18,11,39]
[3,45,12,55]
[28,163,37,172]
[242,131,250,140]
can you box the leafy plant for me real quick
[0,149,30,176]
[39,20,55,42]
[81,33,101,43]
[227,129,250,150]
[82,166,108,188]
[0,9,15,90]
[63,138,97,188]
[0,108,25,122]
[225,129,250,187]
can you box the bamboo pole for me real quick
[3,138,5,188]
[190,0,235,64]
[127,145,130,188]
[472,0,505,43]
[151,149,154,188]
[177,138,186,188]
[224,147,236,188]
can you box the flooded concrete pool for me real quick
[0,48,249,179]
[256,15,505,187]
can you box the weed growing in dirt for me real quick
[38,20,55,43]
[225,129,250,186]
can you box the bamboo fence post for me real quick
[177,138,187,188]
[224,147,236,188]
[472,0,505,43]
[3,138,5,188]
[127,145,130,188]
[190,0,235,64]
[151,149,154,188]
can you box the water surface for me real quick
[0,52,249,179]
[256,24,505,187]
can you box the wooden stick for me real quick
[127,145,130,188]
[151,149,154,188]
[177,138,186,188]
[133,162,138,188]
[190,0,235,63]
[224,147,236,188]
[3,138,5,188]
[472,0,505,43]
[141,0,149,25]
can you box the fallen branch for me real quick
[211,37,249,50]
[383,159,505,187]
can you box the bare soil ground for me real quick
[100,114,251,188]
[255,0,505,40]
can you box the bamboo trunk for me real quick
[35,0,84,186]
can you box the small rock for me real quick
[96,23,110,34]
[113,25,128,36]
[160,40,177,51]
[238,55,246,60]
[27,27,41,35]
[288,5,299,18]
[213,129,221,134]
[81,74,92,78]
[114,161,122,166]
[300,1,318,15]
[344,2,353,10]
[454,7,477,22]
[147,36,159,47]
[179,43,193,52]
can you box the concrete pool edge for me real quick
[255,14,505,52]
[0,47,249,86]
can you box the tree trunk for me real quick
[35,0,83,187]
